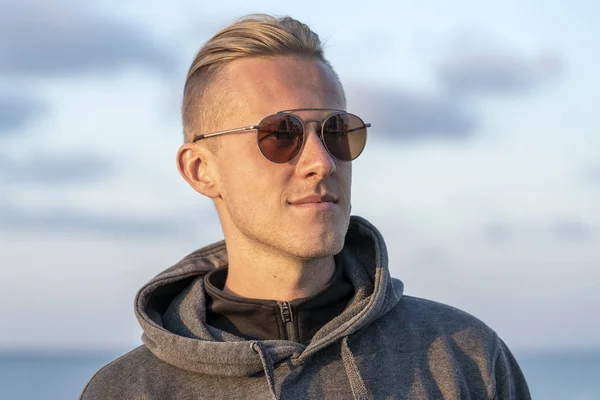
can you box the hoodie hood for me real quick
[134,215,403,378]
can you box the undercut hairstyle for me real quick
[181,14,345,152]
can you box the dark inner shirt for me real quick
[204,258,354,344]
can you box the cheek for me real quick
[337,163,352,196]
[220,162,284,209]
[222,170,255,200]
[345,163,352,184]
[218,141,264,196]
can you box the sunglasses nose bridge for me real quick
[299,121,336,164]
[302,120,324,140]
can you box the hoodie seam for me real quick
[152,349,289,367]
[490,332,502,397]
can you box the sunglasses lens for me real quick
[256,114,304,163]
[322,113,367,161]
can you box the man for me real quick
[81,14,530,400]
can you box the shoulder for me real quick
[364,292,531,397]
[79,345,175,399]
[377,293,503,358]
[392,296,531,397]
[398,294,496,332]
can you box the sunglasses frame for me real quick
[192,108,370,163]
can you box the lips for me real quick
[288,193,337,205]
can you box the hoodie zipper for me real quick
[278,301,299,342]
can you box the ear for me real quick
[176,143,221,198]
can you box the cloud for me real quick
[0,204,187,237]
[481,222,514,244]
[0,152,114,185]
[346,86,477,141]
[479,219,594,244]
[584,164,600,185]
[0,2,173,77]
[413,246,451,268]
[0,94,45,133]
[552,219,593,242]
[437,47,563,97]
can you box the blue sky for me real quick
[1,0,599,351]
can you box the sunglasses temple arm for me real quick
[192,125,259,142]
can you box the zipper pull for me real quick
[278,301,294,323]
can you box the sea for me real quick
[1,349,599,399]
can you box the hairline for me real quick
[184,54,346,146]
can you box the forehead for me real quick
[219,56,345,120]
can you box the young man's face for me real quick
[209,56,352,260]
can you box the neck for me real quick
[223,241,335,302]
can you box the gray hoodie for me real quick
[80,216,530,399]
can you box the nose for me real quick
[294,122,336,179]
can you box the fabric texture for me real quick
[80,215,531,399]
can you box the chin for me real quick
[294,232,346,259]
[294,247,340,260]
[272,213,350,258]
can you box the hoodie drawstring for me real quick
[252,338,368,400]
[341,336,369,400]
[251,342,278,400]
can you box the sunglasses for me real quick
[192,109,370,163]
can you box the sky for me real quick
[0,0,599,352]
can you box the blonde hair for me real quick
[181,14,345,149]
